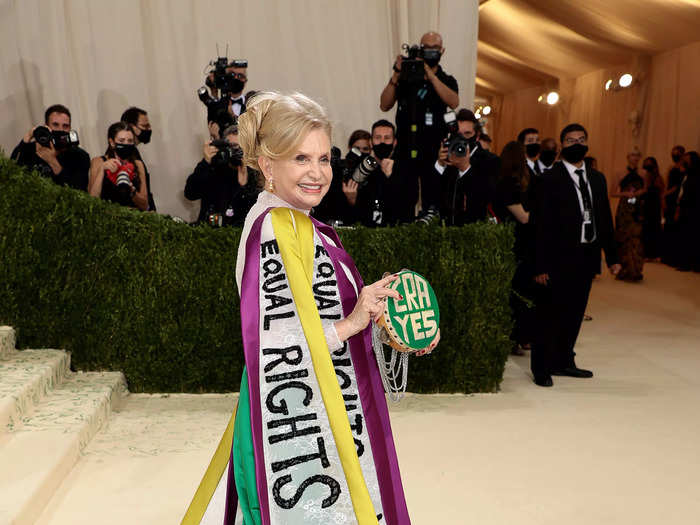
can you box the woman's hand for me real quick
[334,274,401,342]
[103,158,120,173]
[415,329,440,356]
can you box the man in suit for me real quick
[518,127,543,178]
[531,123,620,387]
[434,133,494,225]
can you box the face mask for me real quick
[373,142,393,160]
[561,143,588,164]
[228,76,245,94]
[114,143,136,158]
[525,143,541,158]
[137,128,152,144]
[672,154,681,163]
[422,49,442,68]
[539,149,557,166]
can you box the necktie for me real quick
[534,161,541,175]
[575,169,595,241]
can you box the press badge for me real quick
[583,210,592,223]
[425,111,433,126]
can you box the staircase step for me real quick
[0,371,127,525]
[0,326,16,359]
[0,350,71,433]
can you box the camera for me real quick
[343,147,379,186]
[443,111,468,158]
[197,53,247,131]
[210,139,243,168]
[32,126,80,149]
[399,43,441,87]
[105,161,137,198]
[205,57,248,95]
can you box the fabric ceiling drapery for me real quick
[0,0,479,221]
[476,0,699,188]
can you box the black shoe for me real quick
[534,375,553,387]
[552,367,593,378]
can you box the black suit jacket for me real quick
[534,161,618,277]
[437,163,493,225]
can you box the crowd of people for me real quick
[8,31,700,386]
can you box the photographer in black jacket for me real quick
[354,120,416,226]
[185,124,259,227]
[11,104,90,191]
[380,31,459,214]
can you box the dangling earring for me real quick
[267,178,274,193]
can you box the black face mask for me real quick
[137,128,152,144]
[539,149,557,166]
[373,142,393,160]
[561,143,588,164]
[525,143,541,158]
[672,154,682,163]
[114,143,136,158]
[228,76,245,94]
[423,49,442,68]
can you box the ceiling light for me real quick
[619,74,633,88]
[483,105,492,115]
[475,112,482,119]
[605,79,613,90]
[537,95,543,102]
[546,91,560,105]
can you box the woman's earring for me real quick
[267,178,274,193]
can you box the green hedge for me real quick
[0,156,515,393]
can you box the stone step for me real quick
[0,350,71,433]
[0,326,16,359]
[0,371,127,525]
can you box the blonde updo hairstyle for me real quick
[238,91,332,174]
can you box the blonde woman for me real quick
[183,92,438,525]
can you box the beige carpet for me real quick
[37,263,700,525]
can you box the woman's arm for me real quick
[132,161,149,211]
[506,203,529,224]
[88,157,106,197]
[610,174,631,198]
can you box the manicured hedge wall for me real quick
[0,157,515,393]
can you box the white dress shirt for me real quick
[537,159,550,173]
[434,160,471,179]
[561,159,596,243]
[231,94,246,116]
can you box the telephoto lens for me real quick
[32,126,53,147]
[352,154,379,185]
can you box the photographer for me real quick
[88,122,149,210]
[434,121,494,225]
[121,107,157,211]
[454,109,500,183]
[10,104,90,191]
[206,60,249,116]
[380,31,459,212]
[185,124,259,227]
[313,130,372,225]
[354,120,416,226]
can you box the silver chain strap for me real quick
[372,323,409,402]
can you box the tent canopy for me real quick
[477,0,700,97]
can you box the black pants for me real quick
[531,268,595,377]
[511,261,536,346]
